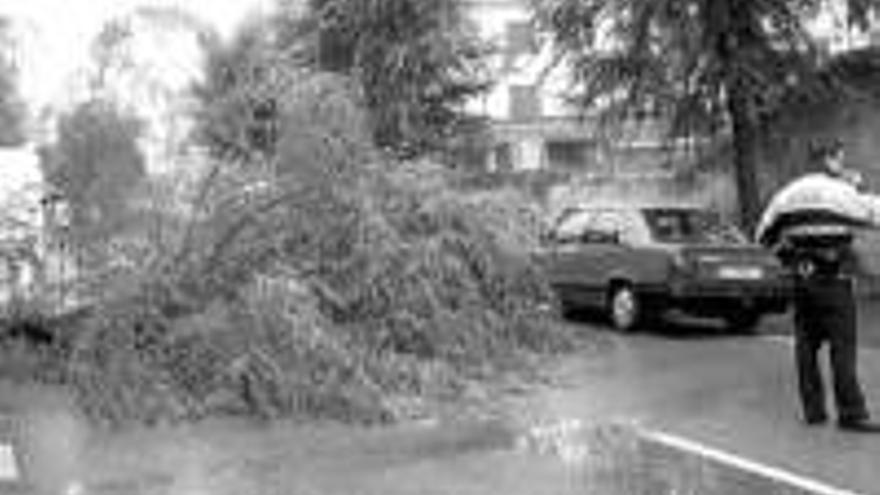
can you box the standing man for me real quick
[760,139,880,432]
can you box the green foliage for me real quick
[0,17,26,146]
[86,8,219,166]
[0,73,26,147]
[89,17,134,92]
[849,0,880,30]
[90,5,218,86]
[61,279,395,425]
[534,0,875,131]
[298,0,491,157]
[14,79,572,427]
[191,15,302,161]
[40,99,146,243]
[534,0,880,228]
[54,166,566,425]
[193,1,490,162]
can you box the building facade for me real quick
[462,0,880,176]
[463,0,696,175]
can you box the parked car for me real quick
[535,203,793,332]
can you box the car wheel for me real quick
[725,311,762,334]
[608,283,642,332]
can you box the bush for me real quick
[8,75,572,427]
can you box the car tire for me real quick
[725,311,762,334]
[608,283,643,332]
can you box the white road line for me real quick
[760,334,794,346]
[640,429,862,495]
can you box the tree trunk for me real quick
[716,0,762,236]
[728,82,761,236]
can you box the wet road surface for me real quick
[526,298,880,495]
[5,300,880,494]
[63,302,880,495]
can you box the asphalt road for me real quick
[856,297,880,348]
[526,302,880,495]
[8,301,880,494]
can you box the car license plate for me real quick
[718,266,764,280]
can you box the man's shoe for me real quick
[837,418,880,432]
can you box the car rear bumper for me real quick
[643,278,794,314]
[670,281,792,299]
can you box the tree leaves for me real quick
[192,15,304,162]
[535,0,878,228]
[299,0,491,157]
[194,0,491,163]
[0,17,26,147]
[40,100,146,243]
[540,0,825,134]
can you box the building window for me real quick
[493,143,514,171]
[509,85,540,120]
[545,140,596,170]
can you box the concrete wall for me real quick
[757,98,880,203]
[544,170,738,223]
[756,48,880,202]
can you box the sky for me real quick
[0,0,274,108]
[0,0,864,113]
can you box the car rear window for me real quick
[643,208,745,244]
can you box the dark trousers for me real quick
[793,276,869,422]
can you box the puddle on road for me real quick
[0,408,843,495]
[0,384,89,495]
[513,418,851,495]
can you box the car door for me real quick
[545,209,594,302]
[548,208,623,307]
[575,209,633,296]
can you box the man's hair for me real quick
[807,137,844,169]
